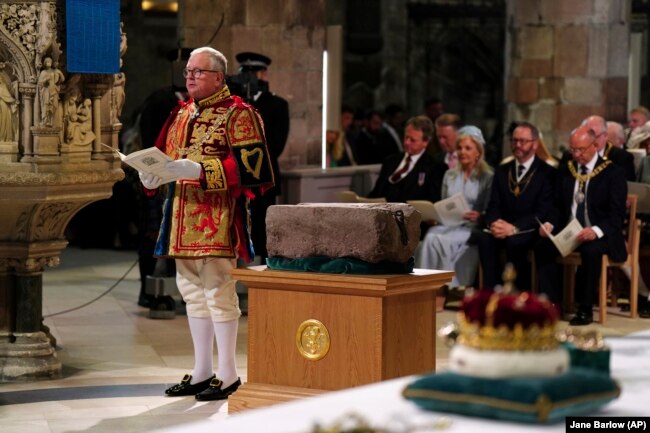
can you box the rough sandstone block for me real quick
[266,203,421,263]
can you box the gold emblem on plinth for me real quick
[296,319,330,361]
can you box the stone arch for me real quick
[0,28,37,84]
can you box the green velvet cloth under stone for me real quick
[266,256,415,274]
[402,367,620,424]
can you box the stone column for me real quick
[86,84,111,160]
[19,84,36,162]
[505,0,629,155]
[0,257,62,381]
[92,95,102,152]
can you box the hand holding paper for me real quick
[538,221,553,238]
[464,210,481,222]
[536,217,583,257]
[165,159,201,180]
[139,172,164,189]
[408,193,469,227]
[576,227,598,242]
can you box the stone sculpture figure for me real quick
[111,72,126,123]
[119,22,127,67]
[0,73,16,142]
[37,56,65,127]
[66,98,95,146]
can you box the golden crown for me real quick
[457,289,560,351]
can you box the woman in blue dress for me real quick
[418,126,493,287]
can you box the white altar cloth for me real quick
[156,332,650,433]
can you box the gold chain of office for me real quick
[508,167,537,197]
[176,108,232,157]
[567,160,611,192]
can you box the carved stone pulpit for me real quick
[0,1,126,380]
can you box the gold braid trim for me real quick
[402,387,621,423]
[202,159,228,191]
[177,106,233,158]
[197,85,231,107]
[567,159,612,192]
[456,313,559,351]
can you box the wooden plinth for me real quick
[228,267,453,412]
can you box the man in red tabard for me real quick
[139,47,274,400]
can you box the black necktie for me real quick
[517,164,525,180]
[576,165,587,226]
[390,155,411,183]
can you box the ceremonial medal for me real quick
[575,190,585,203]
[508,166,534,197]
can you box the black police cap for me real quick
[236,52,271,70]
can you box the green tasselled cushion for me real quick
[265,256,415,274]
[402,368,620,424]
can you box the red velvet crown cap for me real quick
[461,289,559,330]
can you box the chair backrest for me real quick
[626,194,638,251]
[357,196,387,203]
[335,191,358,202]
[335,190,387,203]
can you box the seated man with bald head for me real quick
[536,126,627,326]
[561,115,635,181]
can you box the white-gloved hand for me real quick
[165,159,201,180]
[139,172,164,189]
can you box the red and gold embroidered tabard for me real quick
[154,86,274,260]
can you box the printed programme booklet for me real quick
[408,192,470,226]
[538,217,583,257]
[105,145,180,184]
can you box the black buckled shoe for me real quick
[195,377,241,401]
[569,310,593,326]
[165,374,214,397]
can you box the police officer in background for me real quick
[235,52,290,260]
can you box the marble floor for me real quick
[1,246,649,433]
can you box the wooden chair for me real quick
[559,194,640,324]
[335,191,386,203]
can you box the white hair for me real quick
[190,47,228,73]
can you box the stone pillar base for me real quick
[31,127,61,163]
[60,143,92,162]
[0,331,62,381]
[96,123,122,162]
[0,142,19,162]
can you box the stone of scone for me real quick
[265,203,421,263]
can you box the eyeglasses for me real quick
[511,138,535,145]
[182,68,221,79]
[568,146,591,155]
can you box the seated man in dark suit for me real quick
[560,115,635,181]
[368,115,447,205]
[432,113,462,169]
[536,126,628,325]
[476,121,556,292]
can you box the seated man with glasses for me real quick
[138,47,275,400]
[535,126,627,325]
[559,115,635,181]
[475,121,556,292]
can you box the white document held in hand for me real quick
[539,217,583,257]
[408,192,470,226]
[106,144,180,184]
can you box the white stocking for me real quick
[187,316,214,383]
[213,318,239,387]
